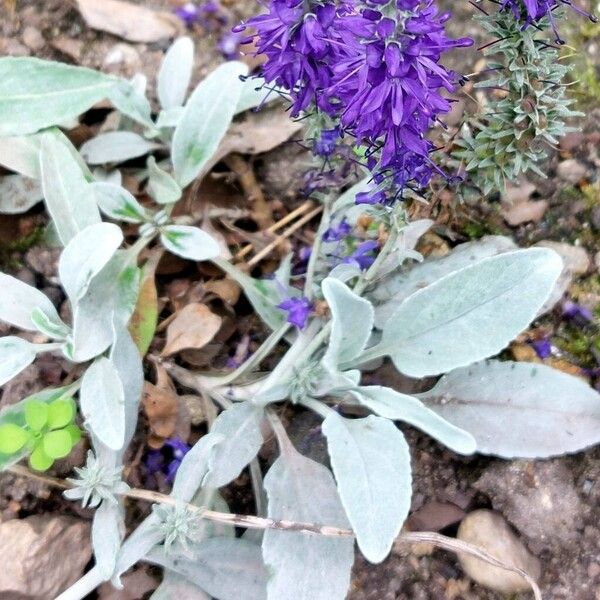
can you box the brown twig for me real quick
[234,200,315,261]
[224,154,273,230]
[7,463,542,599]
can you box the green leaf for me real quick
[262,438,354,600]
[24,401,49,432]
[0,423,29,454]
[158,37,194,110]
[79,131,160,165]
[65,424,82,446]
[321,278,373,370]
[0,57,117,136]
[160,225,220,262]
[39,131,100,245]
[29,444,54,471]
[351,386,476,455]
[92,182,148,223]
[107,75,154,129]
[30,307,70,340]
[203,403,264,488]
[172,61,248,187]
[419,360,600,458]
[80,357,126,450]
[47,398,75,430]
[322,413,411,563]
[42,429,73,459]
[0,134,41,178]
[0,336,38,386]
[374,248,563,378]
[92,502,124,580]
[147,157,182,205]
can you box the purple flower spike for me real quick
[562,300,593,324]
[219,31,243,60]
[144,437,191,484]
[277,296,313,329]
[174,2,201,26]
[343,240,379,270]
[531,337,552,359]
[323,218,352,242]
[313,128,340,158]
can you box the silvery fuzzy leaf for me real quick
[59,222,123,301]
[158,37,194,110]
[109,325,143,449]
[262,441,354,600]
[107,75,154,129]
[374,248,562,378]
[172,61,248,187]
[92,181,148,223]
[70,252,135,362]
[171,433,224,502]
[39,132,100,245]
[160,225,220,262]
[113,513,164,587]
[92,168,122,186]
[419,360,600,458]
[148,537,268,600]
[327,262,362,283]
[321,278,373,370]
[80,131,161,165]
[373,235,518,327]
[0,134,41,178]
[80,357,126,451]
[0,336,38,386]
[0,175,43,214]
[350,386,476,455]
[203,403,264,488]
[191,488,235,540]
[30,307,70,340]
[376,219,433,279]
[147,157,182,205]
[0,57,117,136]
[0,273,61,331]
[322,413,411,564]
[151,573,210,600]
[155,107,184,129]
[92,501,124,580]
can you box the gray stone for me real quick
[457,509,541,594]
[21,26,45,52]
[0,515,91,599]
[557,159,587,184]
[536,240,590,276]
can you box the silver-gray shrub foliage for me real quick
[0,27,597,600]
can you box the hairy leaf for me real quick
[419,360,600,458]
[172,61,248,187]
[372,248,562,377]
[0,57,116,136]
[80,131,160,165]
[158,37,194,110]
[147,157,182,205]
[203,403,264,488]
[0,273,61,331]
[80,357,126,451]
[92,181,148,223]
[93,502,124,580]
[59,222,123,301]
[39,132,100,245]
[148,537,268,600]
[322,413,411,563]
[160,225,220,262]
[0,175,43,214]
[351,386,476,455]
[263,440,354,600]
[107,75,154,129]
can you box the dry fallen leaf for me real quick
[77,0,181,43]
[204,278,241,306]
[161,303,222,356]
[143,365,178,449]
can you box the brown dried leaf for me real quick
[161,303,222,356]
[143,365,178,448]
[77,0,181,43]
[204,278,241,306]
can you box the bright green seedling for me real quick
[0,397,81,471]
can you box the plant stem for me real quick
[54,566,104,600]
[304,199,331,299]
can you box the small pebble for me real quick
[557,158,587,184]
